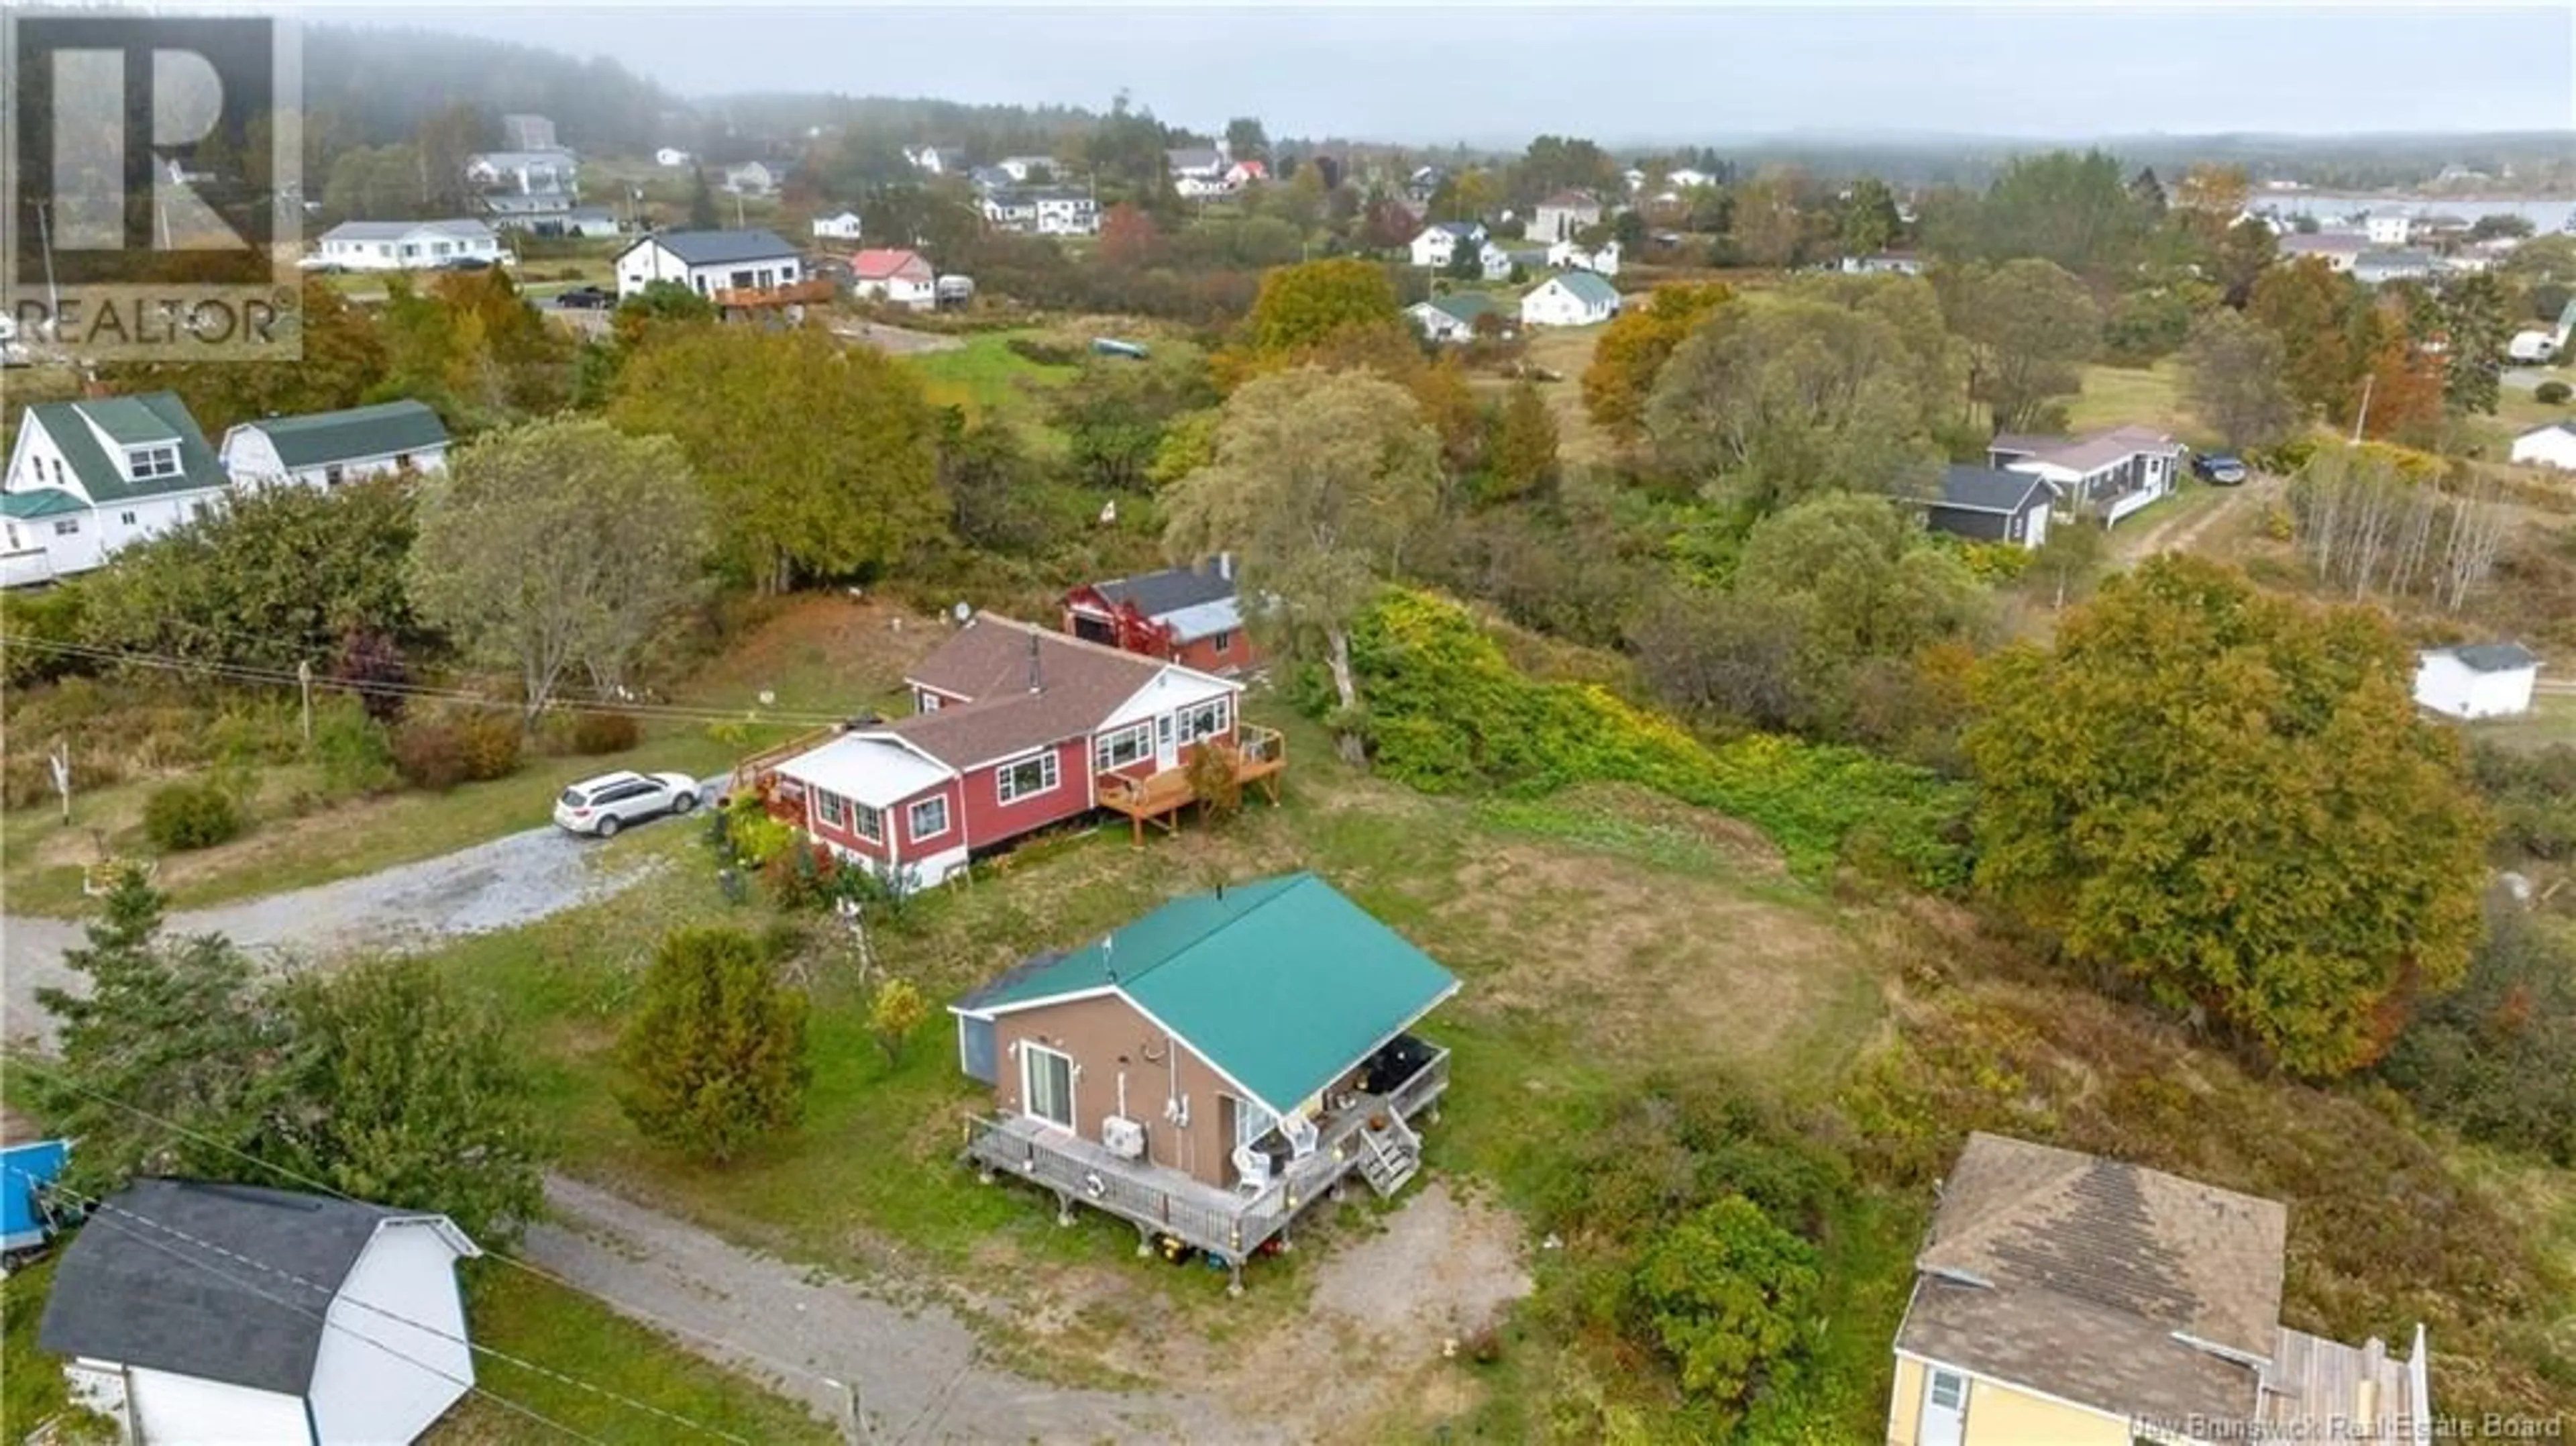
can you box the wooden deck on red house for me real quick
[1095,724,1286,843]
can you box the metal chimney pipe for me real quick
[1027,631,1042,692]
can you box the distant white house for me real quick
[2510,420,2576,470]
[997,155,1058,183]
[1407,293,1501,345]
[560,207,623,240]
[2,393,231,588]
[465,148,577,196]
[219,401,451,490]
[40,1180,482,1446]
[723,161,780,197]
[1838,252,1926,276]
[1409,221,1485,269]
[852,248,937,309]
[1532,189,1605,244]
[2365,213,2414,246]
[2277,234,2365,274]
[905,146,963,176]
[2355,250,2438,286]
[614,228,804,301]
[1546,238,1621,276]
[2414,643,2539,719]
[1520,271,1623,328]
[1479,240,1548,282]
[655,146,692,168]
[980,187,1099,236]
[313,220,502,272]
[812,210,865,242]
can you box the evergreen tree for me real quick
[30,872,290,1195]
[688,165,718,229]
[617,928,812,1163]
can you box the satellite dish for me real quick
[757,690,776,707]
[952,601,971,623]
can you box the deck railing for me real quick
[959,1041,1450,1259]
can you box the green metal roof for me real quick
[23,393,225,503]
[1551,271,1621,307]
[958,873,1459,1113]
[1425,293,1497,325]
[0,488,87,519]
[246,401,449,470]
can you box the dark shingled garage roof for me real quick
[38,1179,472,1397]
[1092,562,1238,621]
[1938,464,2050,515]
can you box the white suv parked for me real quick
[553,771,702,838]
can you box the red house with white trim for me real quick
[745,615,1277,885]
[1062,556,1260,677]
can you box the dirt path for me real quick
[0,783,720,1045]
[831,320,965,356]
[2117,473,2280,564]
[527,1176,1235,1445]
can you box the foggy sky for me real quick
[317,3,2573,144]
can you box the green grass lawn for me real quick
[2070,359,2204,440]
[903,331,1084,450]
[430,1267,837,1445]
[2466,689,2576,752]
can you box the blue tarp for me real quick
[1,1139,70,1251]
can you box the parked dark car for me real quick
[2193,452,2249,485]
[555,286,614,310]
[442,256,496,271]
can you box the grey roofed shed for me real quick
[38,1178,478,1397]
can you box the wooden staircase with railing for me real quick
[1354,1112,1421,1198]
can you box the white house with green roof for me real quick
[219,401,451,490]
[956,872,1459,1289]
[2,393,228,588]
[1406,292,1501,345]
[1520,270,1623,327]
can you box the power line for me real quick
[6,1164,613,1446]
[7,1159,749,1444]
[5,1057,845,1405]
[0,633,859,729]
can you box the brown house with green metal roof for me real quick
[955,872,1458,1290]
[2,393,227,588]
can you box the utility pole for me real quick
[48,739,71,825]
[297,659,314,745]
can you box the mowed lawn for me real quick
[1485,322,1617,468]
[902,330,1083,447]
[2069,359,2202,439]
[2467,688,2576,752]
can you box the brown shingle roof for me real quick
[892,615,1167,768]
[1897,1133,2288,1428]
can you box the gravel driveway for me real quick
[0,794,708,1045]
[528,1176,1239,1445]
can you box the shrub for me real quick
[1633,1196,1822,1417]
[616,927,811,1164]
[1004,336,1084,367]
[143,778,244,851]
[2381,898,2576,1165]
[568,711,642,756]
[311,702,399,799]
[455,712,523,781]
[1348,589,1972,889]
[2535,380,2571,406]
[390,718,470,792]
